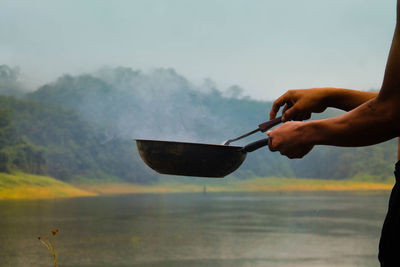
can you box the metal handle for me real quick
[258,116,282,132]
[242,138,269,153]
[224,116,282,146]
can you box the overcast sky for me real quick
[0,0,396,100]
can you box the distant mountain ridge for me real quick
[0,64,396,183]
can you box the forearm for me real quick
[309,14,400,147]
[303,97,400,147]
[270,87,378,121]
[321,88,378,111]
[267,1,400,159]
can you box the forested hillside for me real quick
[0,64,396,183]
[0,107,45,174]
[0,95,156,183]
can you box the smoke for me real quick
[93,67,214,142]
[24,65,296,179]
[29,66,258,145]
[26,65,393,180]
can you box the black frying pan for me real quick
[136,117,282,178]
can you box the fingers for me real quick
[282,106,299,121]
[281,102,293,115]
[271,89,325,123]
[268,129,293,156]
[292,112,311,121]
[267,131,278,152]
[303,112,311,121]
[282,103,288,114]
[270,90,301,120]
[284,146,313,159]
[269,94,288,120]
[267,125,313,158]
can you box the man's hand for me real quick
[267,121,314,159]
[266,1,400,160]
[269,88,377,122]
[269,88,329,122]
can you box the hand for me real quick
[270,88,329,122]
[267,121,314,159]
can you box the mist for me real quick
[0,63,396,182]
[27,66,264,145]
[0,0,395,100]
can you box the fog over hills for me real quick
[29,67,265,144]
[0,64,396,183]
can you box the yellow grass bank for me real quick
[235,177,394,192]
[81,177,394,195]
[0,172,96,199]
[0,174,394,199]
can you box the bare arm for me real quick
[268,1,400,158]
[323,89,377,112]
[311,4,400,147]
[270,88,377,121]
[300,96,399,147]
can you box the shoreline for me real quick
[82,178,393,196]
[0,173,394,200]
[0,172,96,200]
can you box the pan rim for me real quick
[134,138,243,149]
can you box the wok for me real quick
[136,117,282,178]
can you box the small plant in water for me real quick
[38,229,60,267]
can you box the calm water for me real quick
[0,191,391,267]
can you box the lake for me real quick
[0,191,390,267]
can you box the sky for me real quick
[0,0,396,100]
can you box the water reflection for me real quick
[0,192,389,266]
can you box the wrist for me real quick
[319,87,339,108]
[298,120,326,146]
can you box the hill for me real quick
[27,66,397,181]
[0,95,156,183]
[0,64,396,185]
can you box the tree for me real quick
[0,65,24,97]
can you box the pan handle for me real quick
[258,116,282,132]
[242,138,269,153]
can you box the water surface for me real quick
[0,191,390,266]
